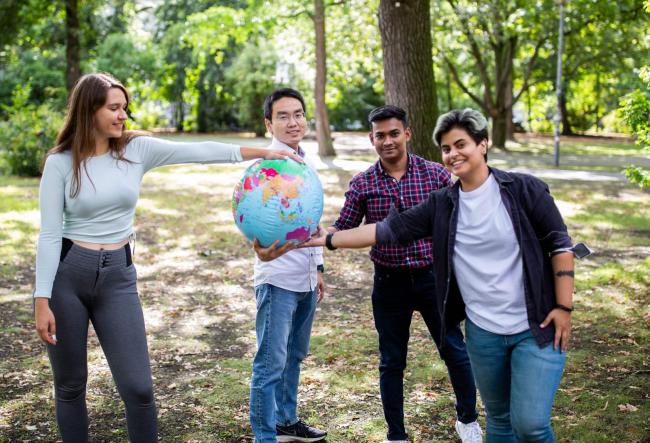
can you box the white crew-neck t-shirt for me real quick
[453,173,529,335]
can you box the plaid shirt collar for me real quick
[373,152,414,179]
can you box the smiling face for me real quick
[264,97,307,149]
[369,117,411,165]
[94,87,128,141]
[440,127,488,180]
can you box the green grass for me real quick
[506,135,640,157]
[1,134,649,442]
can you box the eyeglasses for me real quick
[275,112,306,123]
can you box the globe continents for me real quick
[232,159,323,247]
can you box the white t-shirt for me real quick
[453,173,529,335]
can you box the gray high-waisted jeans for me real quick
[46,241,157,442]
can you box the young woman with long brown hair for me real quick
[33,72,301,442]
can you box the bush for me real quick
[0,85,63,176]
[620,66,650,188]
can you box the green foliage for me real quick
[620,66,650,187]
[0,85,63,176]
[225,40,283,135]
[95,33,157,87]
[623,166,650,187]
[1,0,648,140]
[619,68,650,145]
[0,48,67,116]
[328,66,384,130]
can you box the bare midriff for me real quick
[72,239,129,251]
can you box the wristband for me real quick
[317,264,325,273]
[325,232,337,251]
[556,303,573,313]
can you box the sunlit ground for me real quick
[0,134,648,442]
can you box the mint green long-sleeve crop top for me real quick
[35,136,243,298]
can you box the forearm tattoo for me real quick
[556,270,575,278]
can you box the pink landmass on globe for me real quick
[261,167,278,179]
[285,226,311,242]
[246,174,261,190]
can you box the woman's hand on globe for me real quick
[263,149,304,164]
[253,238,297,261]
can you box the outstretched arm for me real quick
[241,146,303,163]
[134,136,304,171]
[302,224,377,249]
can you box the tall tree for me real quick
[257,0,338,154]
[312,0,335,156]
[559,0,649,134]
[441,0,551,148]
[379,0,439,160]
[65,0,81,93]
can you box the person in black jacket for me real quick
[302,108,575,443]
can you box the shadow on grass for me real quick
[1,164,649,442]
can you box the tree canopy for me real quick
[0,0,648,174]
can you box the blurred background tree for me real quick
[0,0,648,175]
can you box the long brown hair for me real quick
[47,72,144,198]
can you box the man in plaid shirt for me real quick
[328,106,482,443]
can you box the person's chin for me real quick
[381,150,401,160]
[107,127,122,136]
[282,136,302,146]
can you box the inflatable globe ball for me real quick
[232,159,323,247]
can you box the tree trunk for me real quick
[559,86,573,135]
[313,0,335,157]
[492,113,507,149]
[492,37,514,148]
[379,0,439,162]
[65,0,81,93]
[505,56,515,141]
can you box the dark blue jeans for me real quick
[372,264,478,441]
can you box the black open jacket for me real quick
[379,167,573,347]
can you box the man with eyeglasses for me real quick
[249,88,328,442]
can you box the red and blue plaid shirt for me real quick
[333,153,452,268]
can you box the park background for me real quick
[0,0,648,441]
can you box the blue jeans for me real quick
[250,284,317,443]
[465,319,566,443]
[372,264,478,441]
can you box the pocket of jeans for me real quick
[255,284,271,310]
[118,263,137,280]
[53,260,74,282]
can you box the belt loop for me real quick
[129,232,136,256]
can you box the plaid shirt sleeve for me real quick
[440,166,453,188]
[333,174,366,230]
